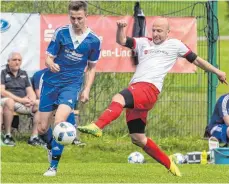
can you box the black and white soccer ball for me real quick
[128,151,145,164]
[53,122,76,145]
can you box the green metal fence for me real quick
[1,1,218,138]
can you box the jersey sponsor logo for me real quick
[65,49,83,61]
[144,50,148,54]
[144,49,168,55]
[5,74,10,78]
[1,19,10,32]
[71,50,83,57]
[20,75,27,78]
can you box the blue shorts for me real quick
[39,81,81,112]
[210,124,229,144]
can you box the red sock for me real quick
[95,101,123,129]
[143,138,170,169]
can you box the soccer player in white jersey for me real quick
[37,1,101,176]
[78,18,227,176]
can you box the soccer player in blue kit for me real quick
[37,1,101,176]
[207,93,229,145]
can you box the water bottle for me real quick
[201,150,208,164]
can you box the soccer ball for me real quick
[128,151,145,164]
[53,122,76,145]
[172,153,185,164]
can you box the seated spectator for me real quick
[31,68,85,146]
[206,93,229,145]
[0,51,46,146]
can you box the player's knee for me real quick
[131,137,145,147]
[112,93,125,106]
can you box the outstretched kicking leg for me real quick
[78,93,125,137]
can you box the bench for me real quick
[11,110,80,130]
[11,112,33,133]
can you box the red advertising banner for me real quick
[40,15,197,73]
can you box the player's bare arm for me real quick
[45,55,60,73]
[116,19,128,46]
[193,56,227,85]
[80,62,96,103]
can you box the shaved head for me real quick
[152,17,170,44]
[153,17,170,31]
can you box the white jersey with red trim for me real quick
[130,38,191,91]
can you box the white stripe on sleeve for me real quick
[222,94,229,116]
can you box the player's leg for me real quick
[42,111,78,148]
[38,82,58,135]
[54,104,72,125]
[126,83,180,176]
[127,110,181,176]
[37,111,54,135]
[53,83,80,126]
[78,90,127,137]
[51,112,75,165]
[43,112,75,177]
[43,84,79,176]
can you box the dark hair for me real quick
[68,1,87,12]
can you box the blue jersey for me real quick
[43,25,101,87]
[31,68,49,90]
[208,93,229,131]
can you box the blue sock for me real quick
[50,112,76,169]
[39,128,53,149]
[50,139,64,169]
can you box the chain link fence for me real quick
[2,1,216,138]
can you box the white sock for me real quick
[30,135,38,140]
[5,133,11,138]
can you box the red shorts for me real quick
[126,82,160,124]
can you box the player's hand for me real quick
[217,71,228,85]
[47,62,60,73]
[80,89,90,104]
[117,19,127,28]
